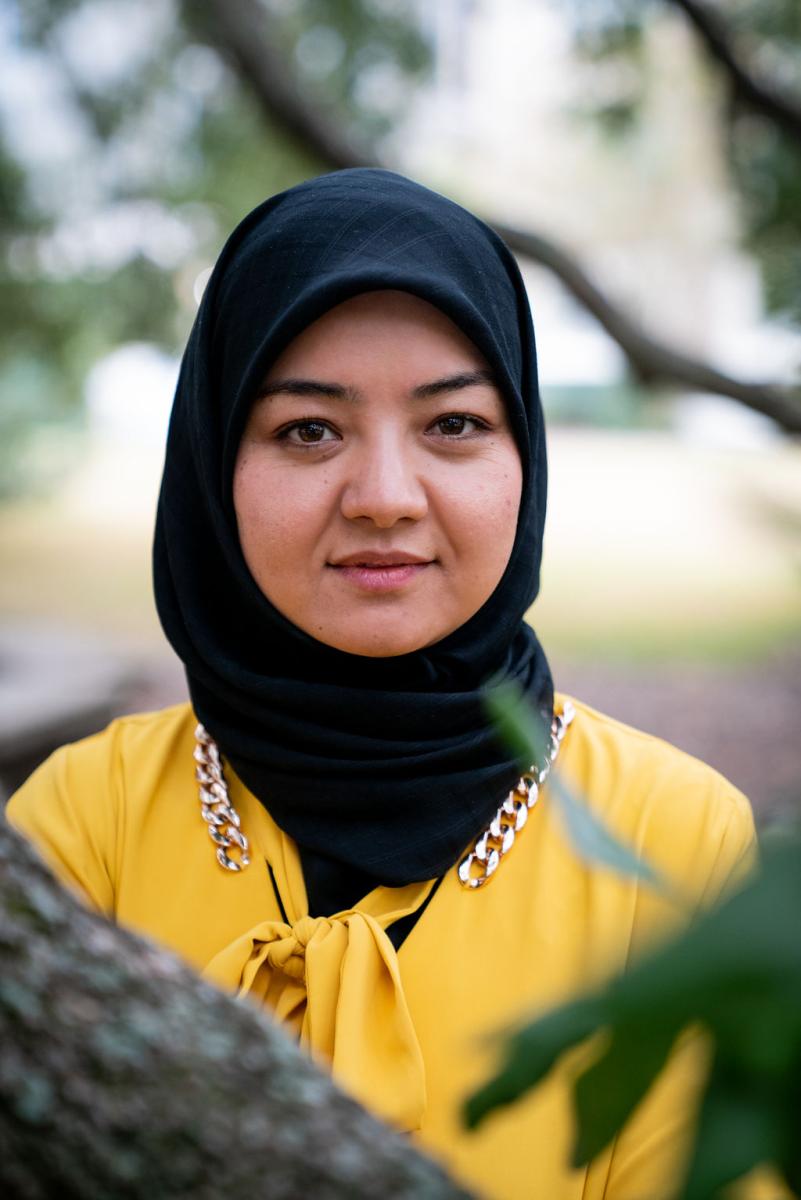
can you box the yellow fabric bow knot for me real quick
[203,907,427,1131]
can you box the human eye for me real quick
[276,419,341,447]
[429,413,491,439]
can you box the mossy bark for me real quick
[0,817,473,1199]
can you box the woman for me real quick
[7,169,755,1199]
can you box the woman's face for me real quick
[233,290,523,657]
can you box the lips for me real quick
[331,551,430,567]
[329,551,433,593]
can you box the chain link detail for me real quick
[194,724,250,872]
[194,702,574,884]
[457,700,575,890]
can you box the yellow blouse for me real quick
[6,695,757,1199]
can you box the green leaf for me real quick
[486,681,667,891]
[484,680,549,769]
[679,1079,782,1200]
[465,821,801,1192]
[572,1020,679,1163]
[463,997,602,1129]
[548,770,669,892]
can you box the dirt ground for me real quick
[553,649,801,824]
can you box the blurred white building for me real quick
[401,0,797,432]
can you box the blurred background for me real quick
[0,0,799,816]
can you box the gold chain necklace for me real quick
[193,727,250,871]
[194,698,574,885]
[457,700,574,889]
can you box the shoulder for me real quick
[560,693,751,824]
[59,701,198,764]
[14,702,196,790]
[557,694,755,907]
[6,703,197,910]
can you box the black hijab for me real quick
[154,168,553,891]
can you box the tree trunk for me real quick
[0,817,473,1199]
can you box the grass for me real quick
[536,608,801,666]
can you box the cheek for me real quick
[233,454,277,563]
[430,456,521,616]
[453,456,523,564]
[233,454,331,566]
[487,474,523,572]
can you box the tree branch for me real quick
[192,0,801,434]
[187,0,376,172]
[494,222,801,433]
[669,0,801,145]
[0,816,472,1199]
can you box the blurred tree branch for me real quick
[493,221,801,432]
[669,0,801,145]
[186,0,374,173]
[193,0,801,434]
[0,815,471,1199]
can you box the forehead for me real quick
[262,289,491,380]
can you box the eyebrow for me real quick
[257,378,358,402]
[412,369,497,399]
[256,369,498,403]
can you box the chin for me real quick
[326,624,441,658]
[340,639,426,659]
[353,644,420,659]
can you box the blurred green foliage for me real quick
[567,0,801,323]
[466,832,801,1198]
[541,382,667,428]
[485,682,668,889]
[470,685,800,1199]
[0,0,431,492]
[3,0,800,496]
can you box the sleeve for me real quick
[601,785,768,1200]
[693,782,757,910]
[5,726,122,916]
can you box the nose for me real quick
[339,432,428,528]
